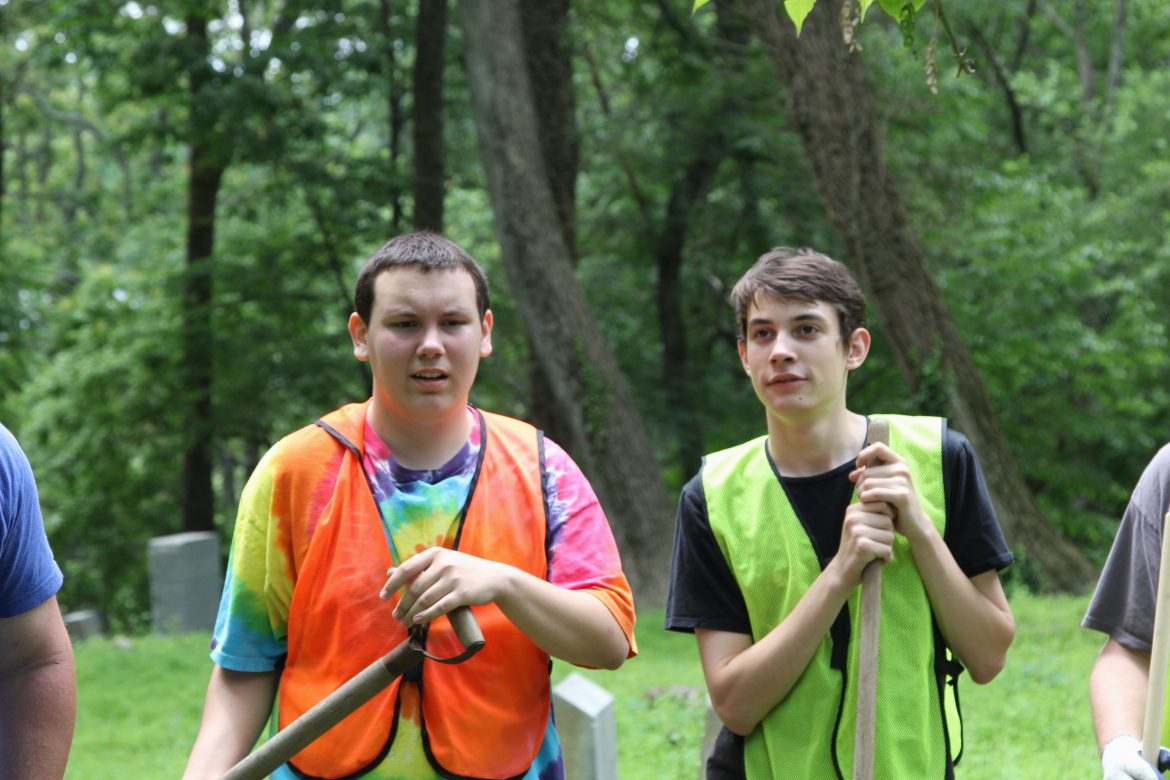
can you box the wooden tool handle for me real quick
[449,605,486,655]
[853,417,889,780]
[222,607,484,780]
[1142,512,1170,765]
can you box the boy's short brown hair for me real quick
[354,231,490,324]
[730,247,867,345]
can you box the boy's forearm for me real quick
[183,666,279,780]
[700,562,854,735]
[906,525,1014,683]
[495,570,631,670]
[1090,639,1150,752]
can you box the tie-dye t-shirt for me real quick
[210,406,633,779]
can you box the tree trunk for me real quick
[379,0,406,232]
[517,0,578,260]
[460,0,675,603]
[411,0,447,232]
[656,154,722,479]
[742,0,1093,590]
[181,13,226,534]
[513,0,581,450]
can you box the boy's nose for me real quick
[417,326,445,356]
[769,335,796,362]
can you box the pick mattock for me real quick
[1141,512,1170,768]
[220,606,485,780]
[853,417,889,780]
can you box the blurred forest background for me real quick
[2,0,1168,631]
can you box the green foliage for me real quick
[22,231,187,632]
[691,0,927,40]
[6,0,1167,626]
[862,4,1170,561]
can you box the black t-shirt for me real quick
[664,423,1013,778]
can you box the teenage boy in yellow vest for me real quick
[183,231,636,780]
[665,247,1015,779]
[1084,444,1170,780]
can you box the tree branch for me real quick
[577,40,653,223]
[1103,0,1127,117]
[1038,0,1094,102]
[967,23,1028,155]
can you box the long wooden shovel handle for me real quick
[221,606,484,780]
[853,418,889,780]
[1142,512,1170,766]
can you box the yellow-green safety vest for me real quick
[702,415,963,779]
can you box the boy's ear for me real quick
[349,312,370,362]
[845,327,871,370]
[479,309,494,358]
[737,338,750,374]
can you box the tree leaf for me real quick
[785,0,817,35]
[877,0,926,19]
[692,0,711,13]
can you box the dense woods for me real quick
[2,0,1167,627]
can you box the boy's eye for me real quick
[752,328,773,340]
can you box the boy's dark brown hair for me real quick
[730,247,867,346]
[354,231,490,324]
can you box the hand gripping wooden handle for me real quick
[853,418,889,780]
[221,606,484,780]
[1142,512,1170,766]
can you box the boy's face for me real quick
[349,266,493,424]
[737,295,869,424]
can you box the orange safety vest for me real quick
[276,402,551,779]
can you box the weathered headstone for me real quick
[147,531,221,634]
[553,672,618,780]
[699,695,721,779]
[63,608,104,641]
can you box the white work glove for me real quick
[1102,734,1164,780]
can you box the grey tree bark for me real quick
[515,0,582,453]
[460,0,675,603]
[742,0,1094,590]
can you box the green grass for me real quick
[65,595,1103,779]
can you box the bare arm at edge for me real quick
[182,666,279,780]
[0,595,77,780]
[1091,638,1151,753]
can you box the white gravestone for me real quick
[147,531,221,634]
[553,672,619,779]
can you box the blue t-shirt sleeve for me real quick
[0,424,64,618]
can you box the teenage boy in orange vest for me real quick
[665,247,1015,778]
[183,232,636,780]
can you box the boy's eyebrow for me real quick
[791,311,830,323]
[747,311,829,326]
[381,304,476,318]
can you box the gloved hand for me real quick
[1101,734,1166,780]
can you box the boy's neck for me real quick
[765,409,868,478]
[367,403,473,471]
